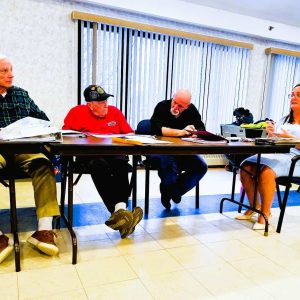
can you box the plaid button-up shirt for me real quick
[0,86,49,128]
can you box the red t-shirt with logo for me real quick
[62,105,133,134]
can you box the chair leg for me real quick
[9,177,20,272]
[276,183,282,209]
[67,165,77,264]
[238,188,245,213]
[58,157,77,265]
[195,182,199,209]
[131,156,138,210]
[276,185,291,233]
[145,167,150,215]
[57,158,67,229]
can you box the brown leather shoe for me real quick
[0,234,13,263]
[27,230,58,256]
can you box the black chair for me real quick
[135,119,200,215]
[275,155,300,233]
[58,155,137,264]
[0,165,27,272]
[0,154,63,272]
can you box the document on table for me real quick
[182,137,228,144]
[112,135,172,145]
[0,117,62,142]
[88,133,130,138]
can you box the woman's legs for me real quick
[240,163,260,215]
[257,167,276,224]
[240,163,276,224]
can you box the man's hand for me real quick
[183,125,197,137]
[162,126,196,137]
[184,125,196,132]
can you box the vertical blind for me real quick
[80,21,251,133]
[264,54,300,121]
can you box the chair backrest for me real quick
[136,119,152,135]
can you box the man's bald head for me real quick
[170,89,192,117]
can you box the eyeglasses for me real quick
[288,93,300,99]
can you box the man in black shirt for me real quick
[150,89,208,209]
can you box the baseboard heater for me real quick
[202,154,228,166]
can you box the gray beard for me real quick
[170,108,180,118]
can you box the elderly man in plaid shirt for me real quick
[0,54,60,263]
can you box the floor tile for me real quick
[29,289,88,300]
[110,234,163,255]
[1,167,300,299]
[141,270,213,300]
[125,249,183,278]
[0,272,18,299]
[229,255,292,283]
[149,227,200,248]
[189,263,255,296]
[167,244,225,269]
[18,265,82,299]
[86,279,153,300]
[204,239,261,261]
[76,256,137,288]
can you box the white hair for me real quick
[0,54,8,61]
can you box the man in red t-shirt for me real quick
[63,85,143,238]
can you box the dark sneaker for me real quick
[119,207,143,239]
[27,230,59,256]
[105,209,133,231]
[0,235,13,263]
[160,184,171,210]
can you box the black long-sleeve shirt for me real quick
[150,99,205,136]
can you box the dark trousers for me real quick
[76,155,130,213]
[149,155,208,198]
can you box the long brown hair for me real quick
[283,83,300,124]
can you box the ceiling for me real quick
[181,0,300,27]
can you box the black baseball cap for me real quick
[84,85,114,102]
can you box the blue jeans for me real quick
[149,155,208,199]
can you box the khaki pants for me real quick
[0,153,60,219]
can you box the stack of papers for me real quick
[0,117,62,142]
[182,137,228,144]
[112,135,172,145]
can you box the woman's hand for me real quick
[266,121,275,137]
[274,128,295,138]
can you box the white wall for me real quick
[1,0,300,127]
[79,0,300,45]
[0,0,77,128]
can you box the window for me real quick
[264,48,300,121]
[77,13,252,133]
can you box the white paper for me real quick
[124,135,172,144]
[60,129,82,135]
[88,133,130,138]
[0,117,61,141]
[182,137,228,144]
